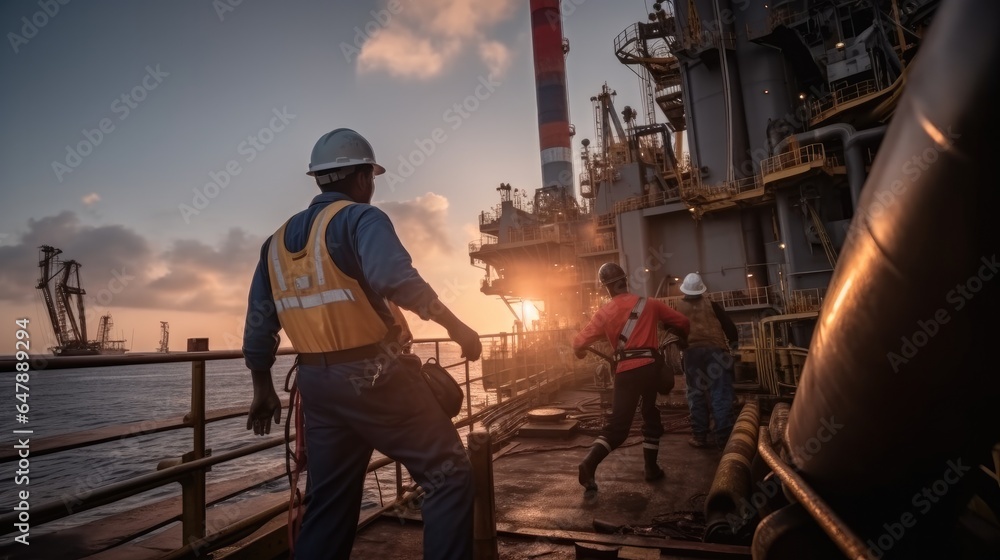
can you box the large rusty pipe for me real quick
[783,0,1000,548]
[705,399,760,541]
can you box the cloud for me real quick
[358,27,454,80]
[0,211,263,316]
[478,40,511,78]
[377,192,454,260]
[357,0,517,80]
[82,192,101,205]
[0,205,478,347]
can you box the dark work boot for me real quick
[578,442,610,493]
[688,434,709,448]
[643,447,665,481]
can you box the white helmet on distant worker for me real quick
[307,128,386,179]
[680,272,707,295]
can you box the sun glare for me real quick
[521,299,540,326]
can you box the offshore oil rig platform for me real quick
[471,0,936,396]
[1,1,996,559]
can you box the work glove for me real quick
[448,323,483,361]
[247,370,282,435]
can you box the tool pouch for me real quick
[420,357,464,418]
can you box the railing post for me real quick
[468,430,498,560]
[465,360,473,429]
[183,338,208,545]
[396,461,403,502]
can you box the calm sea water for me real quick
[4,342,488,536]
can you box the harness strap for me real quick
[617,297,647,350]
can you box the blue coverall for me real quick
[243,191,473,559]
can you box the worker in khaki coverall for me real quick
[674,272,739,449]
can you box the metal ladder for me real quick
[803,200,838,268]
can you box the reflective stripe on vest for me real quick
[267,200,388,353]
[674,297,728,349]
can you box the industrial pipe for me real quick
[772,123,887,207]
[705,399,760,541]
[757,427,868,560]
[784,0,1000,554]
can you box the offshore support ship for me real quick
[471,0,928,396]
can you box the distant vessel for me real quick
[36,245,127,355]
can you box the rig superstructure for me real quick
[470,0,938,394]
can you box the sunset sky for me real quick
[0,0,655,352]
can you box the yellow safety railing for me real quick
[809,79,880,122]
[760,143,827,178]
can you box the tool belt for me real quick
[614,348,658,362]
[297,342,385,366]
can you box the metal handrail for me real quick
[787,287,827,313]
[659,285,777,310]
[469,234,498,254]
[1,331,581,554]
[809,79,879,122]
[760,143,827,178]
[576,233,617,254]
[0,433,289,529]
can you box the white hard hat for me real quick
[680,272,707,295]
[307,128,386,177]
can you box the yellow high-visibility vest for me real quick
[267,200,388,352]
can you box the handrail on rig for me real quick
[0,331,584,556]
[760,143,827,178]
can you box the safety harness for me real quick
[615,297,658,363]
